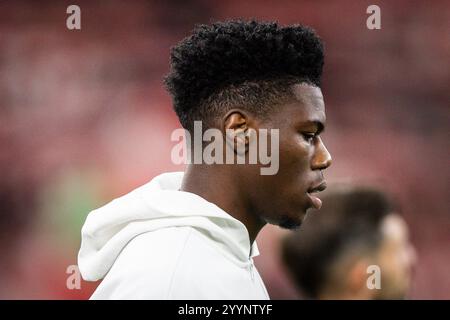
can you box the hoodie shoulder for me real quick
[90,227,193,299]
[90,224,268,300]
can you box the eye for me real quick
[302,133,316,144]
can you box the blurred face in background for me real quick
[314,214,417,300]
[282,186,418,300]
[375,213,417,299]
[332,213,417,300]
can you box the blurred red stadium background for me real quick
[0,0,448,299]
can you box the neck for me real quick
[180,164,266,246]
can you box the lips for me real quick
[306,181,327,210]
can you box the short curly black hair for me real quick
[165,19,324,130]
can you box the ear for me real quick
[346,260,375,299]
[223,110,251,155]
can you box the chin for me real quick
[262,203,307,229]
[279,220,302,230]
[276,213,305,230]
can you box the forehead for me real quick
[292,83,324,106]
[281,83,326,126]
[293,82,325,111]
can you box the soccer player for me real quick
[78,20,332,299]
[282,186,417,299]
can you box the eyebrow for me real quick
[298,120,325,134]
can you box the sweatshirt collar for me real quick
[144,172,260,260]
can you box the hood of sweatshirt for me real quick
[78,171,259,281]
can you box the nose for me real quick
[311,137,332,170]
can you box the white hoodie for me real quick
[78,171,270,300]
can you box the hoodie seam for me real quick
[165,227,194,299]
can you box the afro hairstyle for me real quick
[164,19,325,130]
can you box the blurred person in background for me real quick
[282,186,417,300]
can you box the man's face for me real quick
[375,214,417,299]
[244,83,332,229]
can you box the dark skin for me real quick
[181,83,332,250]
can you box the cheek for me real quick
[274,148,312,207]
[382,246,408,279]
[278,135,312,175]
